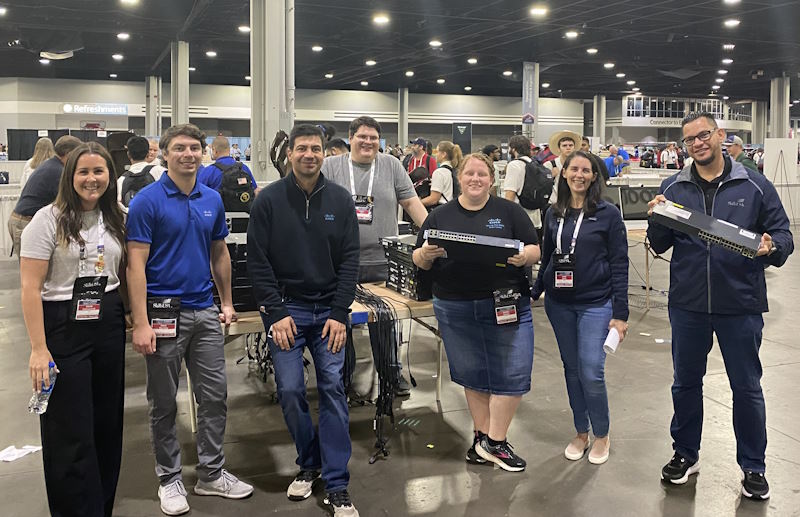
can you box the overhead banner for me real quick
[452,122,472,154]
[522,62,537,125]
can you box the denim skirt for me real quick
[433,296,534,396]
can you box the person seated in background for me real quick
[21,137,56,188]
[413,153,540,472]
[326,138,349,157]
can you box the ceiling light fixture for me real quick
[0,7,7,15]
[429,39,442,47]
[360,81,369,86]
[604,62,615,69]
[565,30,578,39]
[467,57,478,64]
[586,48,598,54]
[188,67,196,71]
[245,75,251,80]
[206,50,217,57]
[632,87,640,91]
[109,73,117,78]
[464,86,472,91]
[541,82,550,88]
[723,43,736,50]
[117,32,130,40]
[39,58,50,64]
[324,73,333,78]
[238,25,250,33]
[503,70,513,76]
[405,70,414,77]
[365,59,376,66]
[627,80,636,85]
[715,78,725,83]
[112,53,124,60]
[722,58,733,64]
[312,45,323,52]
[718,69,728,74]
[437,78,445,84]
[724,19,740,27]
[723,96,730,100]
[120,0,138,5]
[712,85,721,90]
[616,73,626,78]
[723,0,741,4]
[373,13,390,25]
[530,6,548,16]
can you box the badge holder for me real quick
[349,160,376,225]
[147,297,182,339]
[493,288,521,325]
[553,211,584,290]
[70,214,108,322]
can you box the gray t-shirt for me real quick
[20,205,123,301]
[321,153,416,266]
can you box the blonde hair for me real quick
[29,137,56,170]
[458,153,495,179]
[437,141,463,169]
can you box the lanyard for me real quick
[348,159,375,199]
[78,211,106,276]
[556,210,584,255]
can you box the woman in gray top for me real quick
[20,141,127,517]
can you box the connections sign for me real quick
[62,103,128,116]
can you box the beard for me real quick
[693,147,717,167]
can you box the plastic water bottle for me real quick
[28,362,57,415]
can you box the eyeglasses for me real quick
[682,130,714,146]
[354,134,379,142]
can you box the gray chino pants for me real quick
[145,307,227,485]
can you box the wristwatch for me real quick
[768,245,778,256]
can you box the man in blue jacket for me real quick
[647,112,793,500]
[247,124,361,516]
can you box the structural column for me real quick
[145,75,160,137]
[752,100,767,145]
[398,87,409,148]
[769,76,790,138]
[251,0,290,181]
[522,62,539,142]
[592,94,607,150]
[170,41,190,125]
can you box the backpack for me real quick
[121,165,156,207]
[440,164,459,201]
[516,158,554,210]
[217,161,255,213]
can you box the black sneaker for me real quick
[661,453,700,484]
[324,489,360,517]
[395,373,411,397]
[466,431,488,465]
[476,436,526,472]
[741,471,770,500]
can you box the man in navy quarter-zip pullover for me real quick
[646,112,793,500]
[246,124,361,517]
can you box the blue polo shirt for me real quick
[126,173,229,309]
[197,156,258,190]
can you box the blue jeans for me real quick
[668,306,766,472]
[545,297,612,437]
[262,302,351,493]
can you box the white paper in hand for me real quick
[603,328,620,354]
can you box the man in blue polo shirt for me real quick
[126,123,253,516]
[197,136,259,211]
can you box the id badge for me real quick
[353,195,374,224]
[553,253,575,289]
[493,288,521,325]
[70,276,108,321]
[147,297,181,339]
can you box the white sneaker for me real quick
[194,469,254,499]
[287,470,320,501]
[158,480,190,516]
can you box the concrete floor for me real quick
[1,237,799,517]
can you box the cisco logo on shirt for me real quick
[324,214,335,222]
[487,218,504,230]
[728,198,746,208]
[203,210,213,217]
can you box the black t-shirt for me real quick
[690,157,732,215]
[14,156,63,216]
[416,196,539,300]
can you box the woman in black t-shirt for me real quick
[413,153,540,472]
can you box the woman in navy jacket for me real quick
[533,150,629,465]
